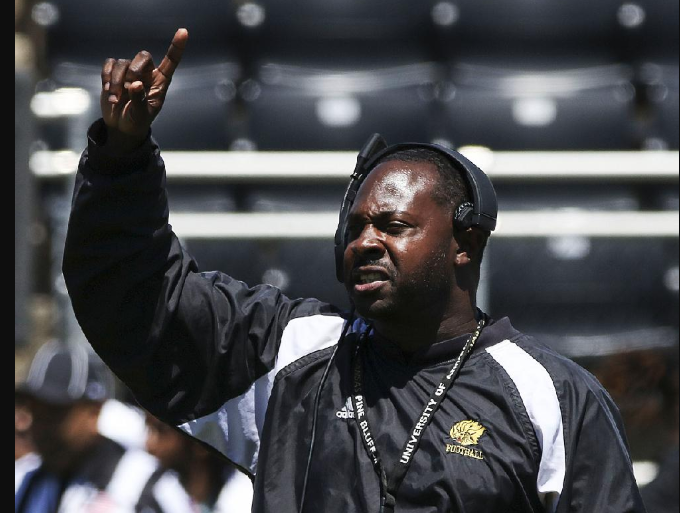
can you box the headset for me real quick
[333,134,499,283]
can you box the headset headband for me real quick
[334,134,498,282]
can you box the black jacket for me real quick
[63,120,646,513]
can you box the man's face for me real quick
[30,399,102,475]
[342,160,458,322]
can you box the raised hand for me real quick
[100,28,188,142]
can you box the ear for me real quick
[453,228,487,267]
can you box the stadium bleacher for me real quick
[26,0,679,309]
[488,237,680,336]
[436,63,638,150]
[642,63,680,149]
[244,61,442,150]
[432,0,629,61]
[39,0,239,64]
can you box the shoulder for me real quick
[484,329,618,423]
[514,334,611,402]
[481,320,606,394]
[274,316,366,381]
[273,307,356,376]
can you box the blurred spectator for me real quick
[15,340,194,513]
[593,347,679,460]
[640,447,679,513]
[146,413,254,512]
[593,346,679,513]
[15,389,40,493]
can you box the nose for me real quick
[347,224,385,260]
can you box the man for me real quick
[62,29,646,512]
[15,389,40,493]
[146,412,254,512]
[15,340,194,513]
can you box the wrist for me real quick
[103,125,149,153]
[86,119,156,175]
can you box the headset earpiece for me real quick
[454,201,475,230]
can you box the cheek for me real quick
[61,409,99,450]
[397,232,449,268]
[399,244,452,289]
[342,244,353,267]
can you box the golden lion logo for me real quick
[449,420,486,446]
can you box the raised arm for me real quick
[62,31,345,474]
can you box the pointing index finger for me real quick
[157,28,188,80]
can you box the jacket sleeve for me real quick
[63,120,344,474]
[554,368,647,513]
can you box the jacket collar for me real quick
[367,317,520,367]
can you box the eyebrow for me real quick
[347,209,412,222]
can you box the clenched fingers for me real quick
[109,59,131,104]
[126,51,155,90]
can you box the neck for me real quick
[372,304,479,354]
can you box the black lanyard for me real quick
[350,318,486,513]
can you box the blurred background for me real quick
[15,0,678,511]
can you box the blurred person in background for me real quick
[594,349,679,513]
[15,340,194,513]
[640,447,679,513]
[15,388,40,493]
[146,413,254,512]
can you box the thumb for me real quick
[119,81,152,137]
[129,81,147,111]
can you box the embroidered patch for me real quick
[445,420,487,460]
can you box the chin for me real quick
[352,298,396,322]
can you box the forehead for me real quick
[352,160,440,212]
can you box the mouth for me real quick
[351,267,390,294]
